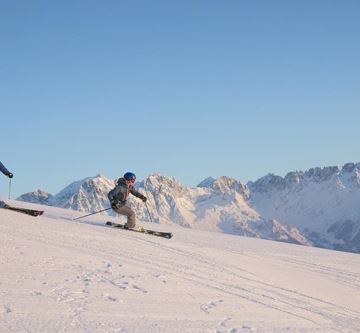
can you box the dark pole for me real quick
[144,178,154,223]
[8,179,12,199]
[144,201,153,223]
[73,207,111,220]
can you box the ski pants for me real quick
[113,205,136,228]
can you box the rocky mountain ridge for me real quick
[17,162,360,253]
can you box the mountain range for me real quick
[17,162,360,253]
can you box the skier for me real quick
[0,161,13,178]
[108,172,147,229]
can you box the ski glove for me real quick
[111,201,119,209]
[6,172,13,178]
[140,195,147,203]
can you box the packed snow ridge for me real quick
[18,163,360,253]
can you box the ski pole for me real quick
[73,207,111,220]
[8,178,12,199]
[143,178,154,223]
[144,201,153,223]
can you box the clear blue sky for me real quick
[1,0,359,198]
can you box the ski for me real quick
[0,201,44,217]
[106,221,173,239]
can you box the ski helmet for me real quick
[123,172,136,181]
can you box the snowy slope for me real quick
[1,199,360,333]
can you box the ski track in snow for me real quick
[278,257,360,289]
[1,207,360,333]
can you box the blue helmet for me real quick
[123,172,136,181]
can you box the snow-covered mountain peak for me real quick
[341,162,360,173]
[250,166,344,194]
[139,173,187,197]
[248,173,285,193]
[198,176,250,199]
[303,166,339,182]
[37,175,114,211]
[339,162,360,187]
[55,175,112,201]
[197,176,216,188]
[17,189,53,205]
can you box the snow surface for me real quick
[1,199,360,333]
